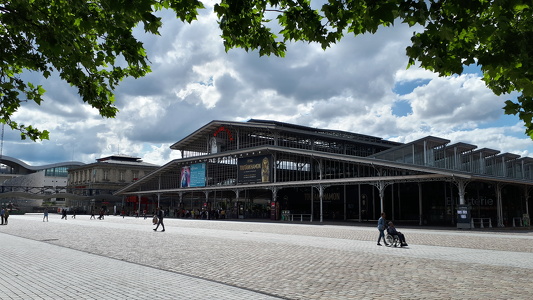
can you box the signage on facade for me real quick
[238,155,271,184]
[213,126,234,141]
[189,163,206,187]
[180,163,206,188]
[180,166,190,188]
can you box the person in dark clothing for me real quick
[98,208,105,220]
[377,212,388,246]
[3,209,9,225]
[387,222,408,247]
[43,208,49,222]
[153,207,165,232]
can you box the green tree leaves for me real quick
[0,0,202,140]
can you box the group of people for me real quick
[0,208,10,225]
[42,206,167,233]
[58,208,78,219]
[377,212,408,247]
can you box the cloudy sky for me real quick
[5,2,533,167]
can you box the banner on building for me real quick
[180,166,190,188]
[189,163,206,187]
[180,163,206,188]
[238,155,271,184]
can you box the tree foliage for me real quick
[2,0,533,140]
[0,0,203,140]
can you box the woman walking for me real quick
[377,212,388,246]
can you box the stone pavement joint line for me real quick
[0,233,284,300]
[2,214,533,300]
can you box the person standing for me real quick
[153,207,165,232]
[43,208,49,222]
[377,212,388,246]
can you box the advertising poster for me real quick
[189,163,206,187]
[238,155,271,184]
[180,166,190,188]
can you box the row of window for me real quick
[44,166,69,177]
[69,169,141,184]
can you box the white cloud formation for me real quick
[4,6,533,167]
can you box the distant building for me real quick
[0,155,84,211]
[67,155,159,214]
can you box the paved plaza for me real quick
[1,214,533,299]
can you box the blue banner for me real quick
[189,163,206,187]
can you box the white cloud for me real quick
[4,8,533,167]
[401,74,503,125]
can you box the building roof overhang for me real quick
[170,119,402,152]
[0,155,84,174]
[116,145,533,196]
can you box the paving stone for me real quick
[1,214,532,299]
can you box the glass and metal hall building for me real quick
[116,119,533,227]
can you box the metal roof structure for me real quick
[117,120,533,197]
[0,155,84,175]
[170,119,401,155]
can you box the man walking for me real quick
[153,207,165,232]
[3,208,9,225]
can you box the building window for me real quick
[104,170,109,181]
[120,171,125,182]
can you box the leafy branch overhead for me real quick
[2,0,533,140]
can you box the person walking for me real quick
[1,208,4,225]
[3,209,9,225]
[61,208,67,220]
[377,212,388,246]
[153,207,165,232]
[43,208,49,222]
[97,208,105,220]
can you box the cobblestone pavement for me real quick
[1,214,533,299]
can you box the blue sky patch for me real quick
[393,79,431,96]
[392,100,412,117]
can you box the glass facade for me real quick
[44,166,70,177]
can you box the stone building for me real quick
[67,155,159,213]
